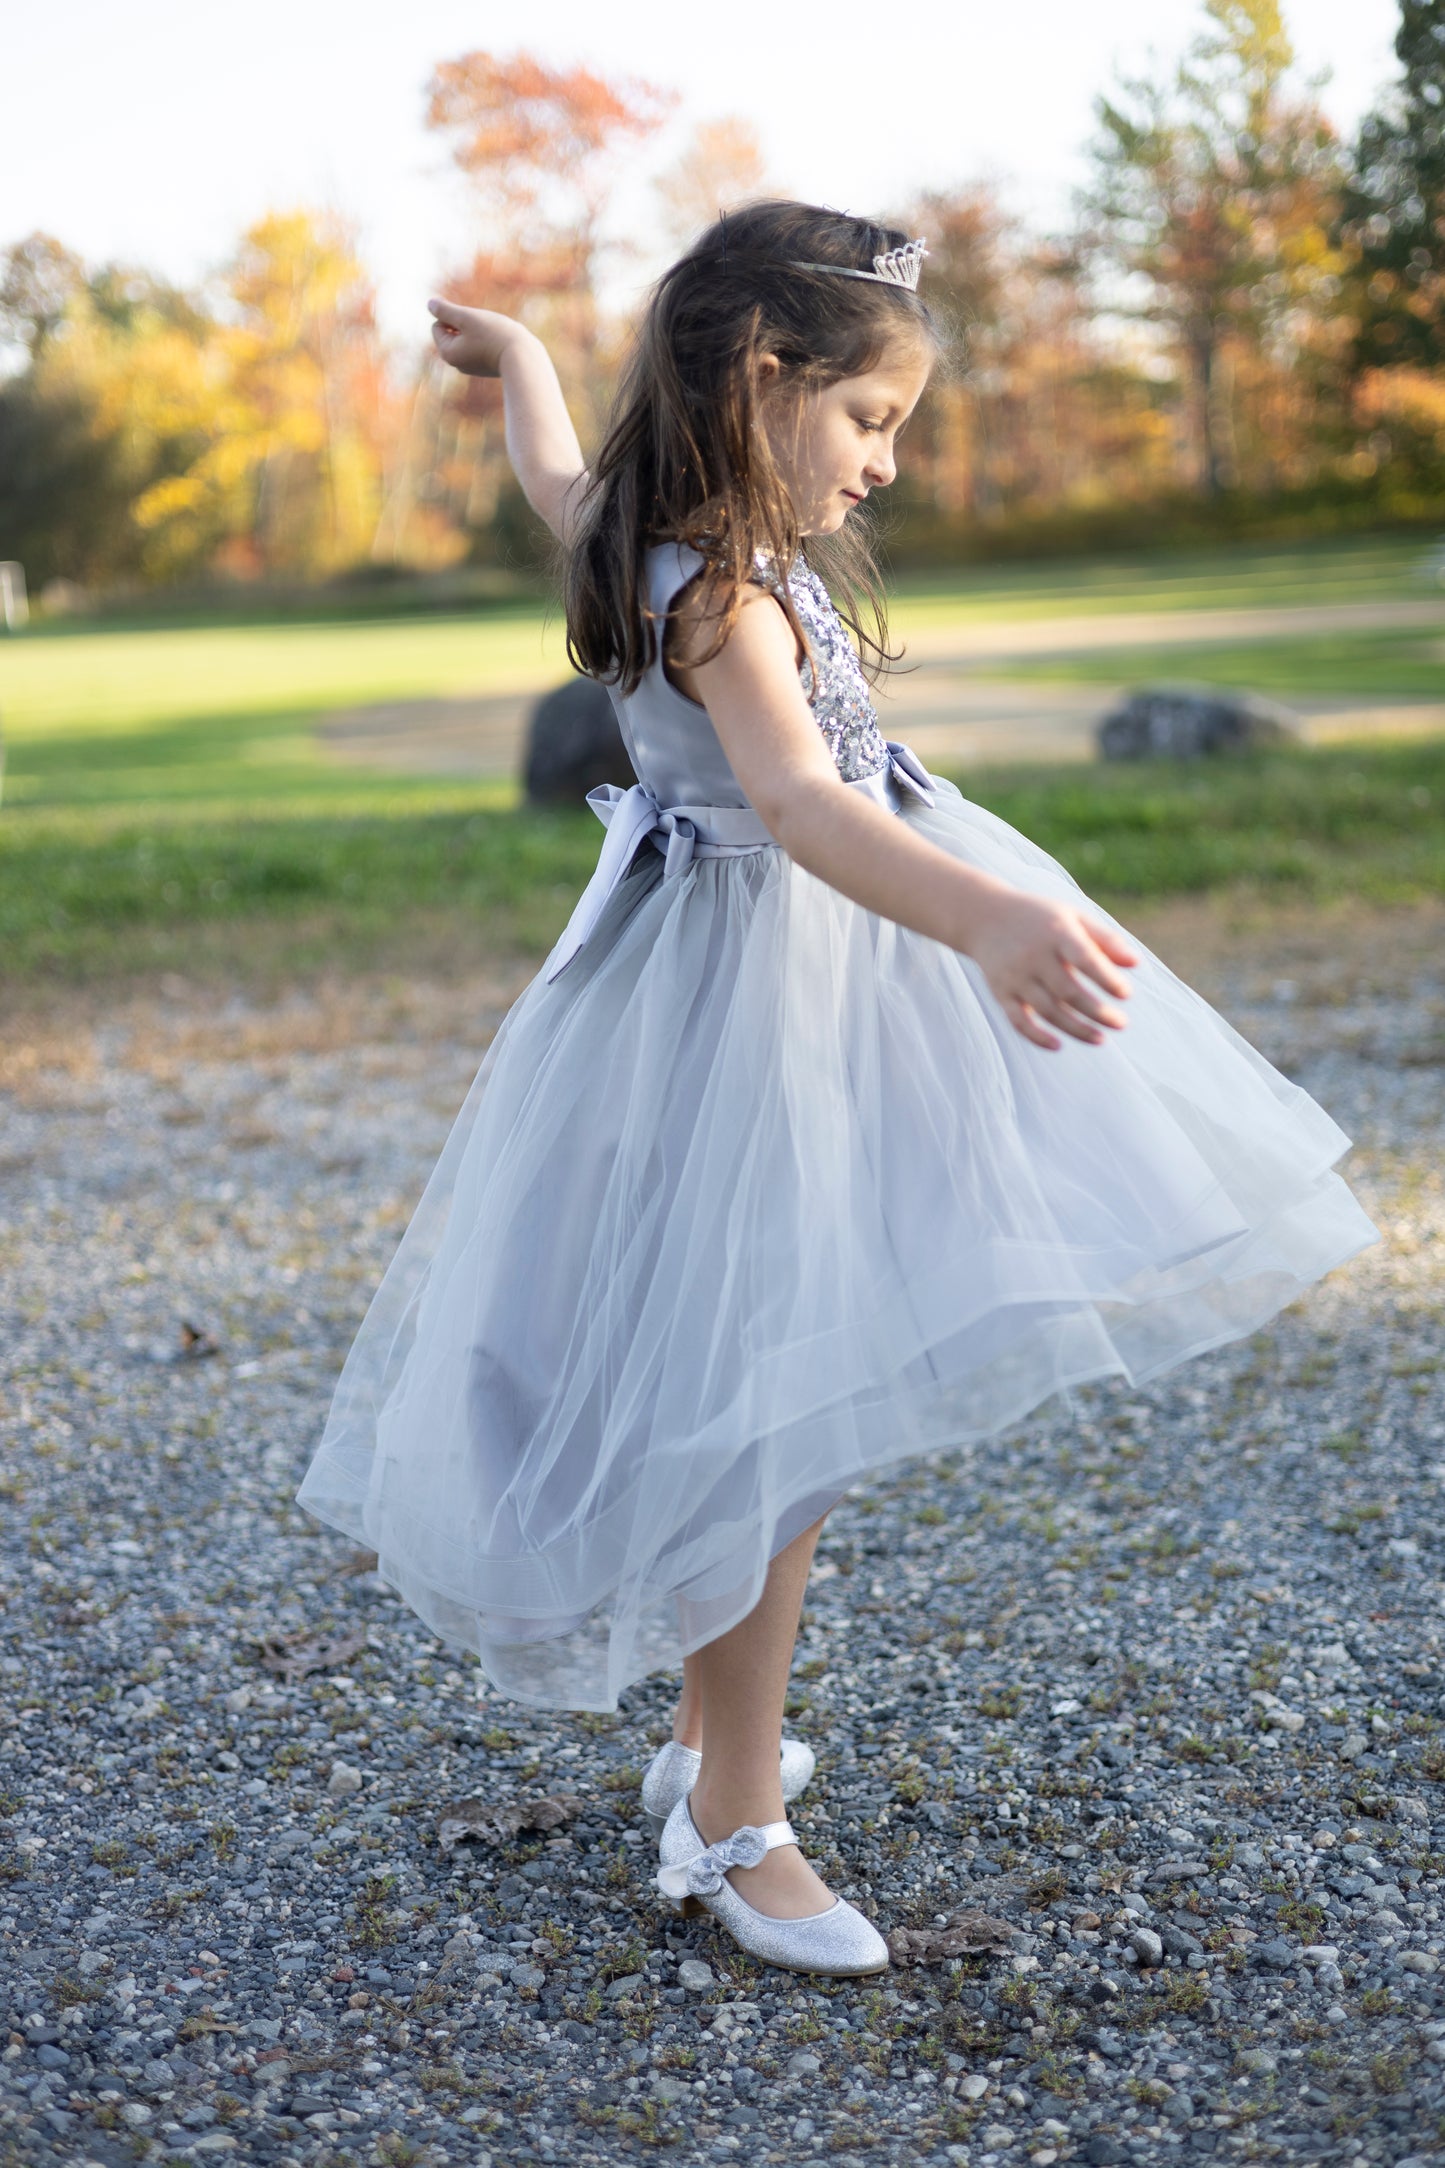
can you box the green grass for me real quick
[996,627,1445,699]
[1,609,568,809]
[3,532,1442,994]
[6,740,1442,992]
[886,533,1440,631]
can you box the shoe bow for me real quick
[655,1824,769,1899]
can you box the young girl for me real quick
[296,202,1376,1978]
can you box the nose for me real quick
[863,441,896,487]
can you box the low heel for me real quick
[645,1808,668,1841]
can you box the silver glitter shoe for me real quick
[655,1795,890,1977]
[641,1737,816,1839]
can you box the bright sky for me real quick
[4,0,1400,349]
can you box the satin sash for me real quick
[544,739,935,983]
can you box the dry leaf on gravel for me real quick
[436,1793,585,1854]
[254,1627,368,1682]
[175,1320,222,1361]
[886,1909,1020,1965]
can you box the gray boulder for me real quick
[1097,684,1302,761]
[523,676,634,806]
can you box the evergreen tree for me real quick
[1347,0,1445,370]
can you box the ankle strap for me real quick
[657,1818,797,1900]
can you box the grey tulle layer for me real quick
[295,779,1377,1710]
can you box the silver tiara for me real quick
[790,237,928,291]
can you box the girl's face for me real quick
[760,338,933,536]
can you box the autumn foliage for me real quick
[5,6,1445,594]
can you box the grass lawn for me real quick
[995,626,1445,700]
[885,532,1440,629]
[3,533,1442,995]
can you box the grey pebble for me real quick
[1,948,1442,2168]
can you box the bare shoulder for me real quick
[665,570,800,699]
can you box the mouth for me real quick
[842,490,866,504]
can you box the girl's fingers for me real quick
[1080,917,1140,975]
[1064,938,1132,1001]
[1052,965,1125,1029]
[1027,983,1104,1046]
[1006,997,1060,1051]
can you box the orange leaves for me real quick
[425,49,673,219]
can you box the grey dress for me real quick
[296,542,1376,1710]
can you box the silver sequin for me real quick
[768,557,891,784]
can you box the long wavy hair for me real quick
[564,201,939,694]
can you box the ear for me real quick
[756,351,782,389]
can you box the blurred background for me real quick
[2,0,1442,993]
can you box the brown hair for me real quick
[564,200,939,694]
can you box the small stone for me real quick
[327,1762,363,1798]
[787,2050,821,2077]
[1251,1937,1296,1971]
[605,1972,644,1999]
[958,2073,989,2100]
[1403,1950,1438,1974]
[1082,2139,1125,2166]
[1339,1734,1368,1762]
[791,2116,814,2140]
[1237,2048,1277,2074]
[981,2127,1014,2150]
[1129,1928,1163,1968]
[34,2044,69,2069]
[510,1963,547,1990]
[120,2103,152,2127]
[677,1959,714,1993]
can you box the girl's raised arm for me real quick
[428,298,589,547]
[674,586,1138,1053]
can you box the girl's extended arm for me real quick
[428,298,587,546]
[675,588,1138,1052]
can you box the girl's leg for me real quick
[685,1513,835,1919]
[672,1655,703,1750]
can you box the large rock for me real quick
[523,676,634,806]
[1097,684,1302,761]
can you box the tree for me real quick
[1082,0,1346,496]
[1345,0,1445,371]
[654,118,769,248]
[0,232,86,361]
[424,51,671,557]
[0,241,230,586]
[896,185,1178,531]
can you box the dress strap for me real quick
[655,1818,797,1900]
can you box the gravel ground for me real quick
[2,907,1443,2168]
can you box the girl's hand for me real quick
[966,889,1138,1051]
[427,296,532,378]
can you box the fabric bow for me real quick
[655,1824,769,1900]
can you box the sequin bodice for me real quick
[609,542,893,811]
[773,555,891,785]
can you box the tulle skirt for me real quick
[295,775,1377,1709]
